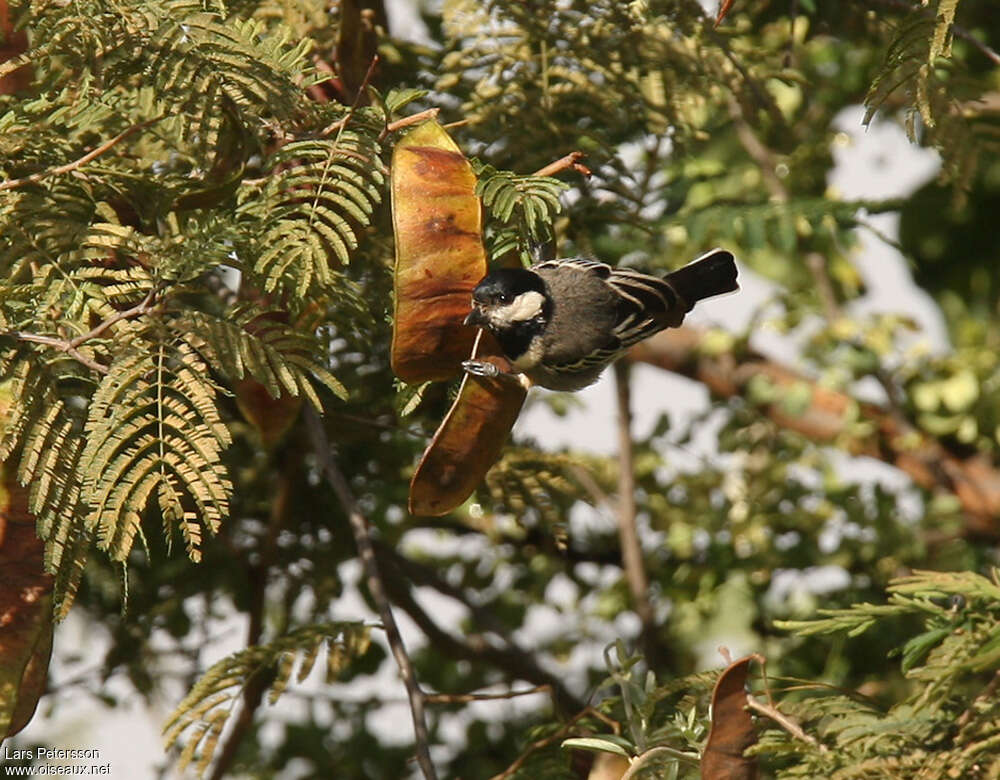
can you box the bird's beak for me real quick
[464,307,486,327]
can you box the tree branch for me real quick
[305,406,438,780]
[746,694,827,752]
[424,684,550,705]
[2,285,161,375]
[489,706,621,780]
[208,468,294,780]
[613,362,660,665]
[373,541,586,715]
[532,151,591,178]
[627,328,1000,537]
[0,118,159,192]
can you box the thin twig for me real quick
[6,332,109,374]
[746,695,827,752]
[379,108,441,141]
[613,361,658,664]
[71,285,159,347]
[208,469,293,780]
[532,151,591,178]
[805,252,841,321]
[305,406,438,780]
[425,684,551,705]
[727,97,787,201]
[321,55,380,136]
[373,541,585,715]
[0,118,159,192]
[488,707,620,780]
[621,745,700,779]
[3,286,161,375]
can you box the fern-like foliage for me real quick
[0,0,393,613]
[480,448,585,528]
[0,355,91,617]
[473,162,567,265]
[864,0,1000,190]
[162,622,371,777]
[239,131,386,301]
[185,306,348,407]
[760,569,1000,777]
[79,339,232,562]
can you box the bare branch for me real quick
[4,332,109,374]
[425,684,551,705]
[613,362,659,664]
[208,471,294,780]
[3,286,161,375]
[532,151,591,178]
[0,119,159,192]
[305,406,438,780]
[628,328,1000,537]
[746,695,827,752]
[380,108,441,141]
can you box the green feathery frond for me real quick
[761,569,1000,778]
[481,448,584,527]
[473,162,567,265]
[162,622,371,776]
[185,306,348,406]
[79,339,233,563]
[0,354,91,616]
[239,132,386,300]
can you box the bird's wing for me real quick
[533,257,612,277]
[531,258,685,368]
[605,267,684,348]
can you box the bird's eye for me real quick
[495,292,510,304]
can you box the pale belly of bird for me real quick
[521,360,613,392]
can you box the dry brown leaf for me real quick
[0,386,54,738]
[701,655,760,780]
[409,331,527,516]
[390,120,486,382]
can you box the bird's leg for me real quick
[461,360,532,390]
[461,359,502,379]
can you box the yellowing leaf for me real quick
[390,120,487,382]
[409,332,527,516]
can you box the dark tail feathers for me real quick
[666,249,738,310]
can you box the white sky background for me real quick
[7,12,951,778]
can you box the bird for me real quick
[462,248,738,391]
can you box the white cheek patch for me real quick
[501,290,546,322]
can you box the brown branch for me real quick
[3,286,161,375]
[305,406,438,780]
[208,469,293,780]
[379,108,441,141]
[532,151,591,178]
[5,332,109,374]
[746,695,827,752]
[373,541,586,715]
[613,362,659,665]
[728,97,787,201]
[488,706,620,780]
[320,54,380,136]
[627,328,1000,537]
[0,119,159,192]
[425,684,551,705]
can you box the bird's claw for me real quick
[462,359,501,379]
